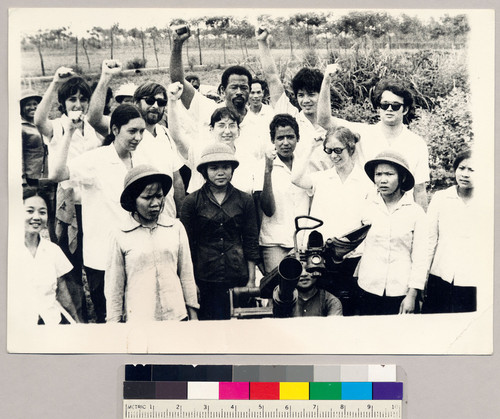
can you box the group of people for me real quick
[20,27,477,325]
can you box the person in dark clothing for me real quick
[180,143,261,320]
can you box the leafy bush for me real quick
[125,57,147,70]
[410,88,473,191]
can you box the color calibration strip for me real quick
[123,365,403,401]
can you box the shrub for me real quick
[410,87,473,191]
[125,57,147,70]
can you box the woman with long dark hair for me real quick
[49,104,146,322]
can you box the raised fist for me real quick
[102,59,122,75]
[167,82,184,101]
[54,67,74,83]
[325,63,341,77]
[255,27,270,42]
[265,145,277,168]
[172,25,191,43]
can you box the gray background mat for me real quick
[1,0,498,418]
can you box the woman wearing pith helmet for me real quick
[356,150,428,316]
[105,164,198,323]
[180,143,261,320]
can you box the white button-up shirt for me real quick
[69,145,131,270]
[357,192,428,296]
[22,238,73,325]
[105,214,199,323]
[259,156,310,248]
[308,164,373,256]
[427,186,478,287]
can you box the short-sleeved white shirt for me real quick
[259,157,310,248]
[22,238,73,325]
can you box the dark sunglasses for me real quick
[142,97,167,107]
[324,146,345,155]
[379,102,404,111]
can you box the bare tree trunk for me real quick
[222,38,226,64]
[152,36,159,68]
[37,42,45,76]
[196,27,203,65]
[110,31,114,59]
[239,36,245,59]
[75,36,79,65]
[141,31,146,63]
[82,39,91,70]
[288,36,294,58]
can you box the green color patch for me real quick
[309,382,342,400]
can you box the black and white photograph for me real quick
[7,7,494,354]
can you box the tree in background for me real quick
[205,16,230,65]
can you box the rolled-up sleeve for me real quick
[104,232,126,322]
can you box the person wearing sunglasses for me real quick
[291,126,373,316]
[318,64,430,211]
[87,60,186,218]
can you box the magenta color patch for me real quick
[219,382,249,400]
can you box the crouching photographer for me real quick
[260,216,370,318]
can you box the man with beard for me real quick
[169,27,268,195]
[87,60,185,217]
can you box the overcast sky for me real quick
[10,8,466,37]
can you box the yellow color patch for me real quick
[279,382,309,400]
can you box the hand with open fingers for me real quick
[399,294,416,314]
[256,27,270,42]
[54,66,74,83]
[325,63,341,77]
[167,82,184,101]
[102,59,122,75]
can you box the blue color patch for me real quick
[341,382,372,400]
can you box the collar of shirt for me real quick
[273,155,294,172]
[202,182,236,206]
[120,212,174,232]
[373,190,414,213]
[298,287,319,302]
